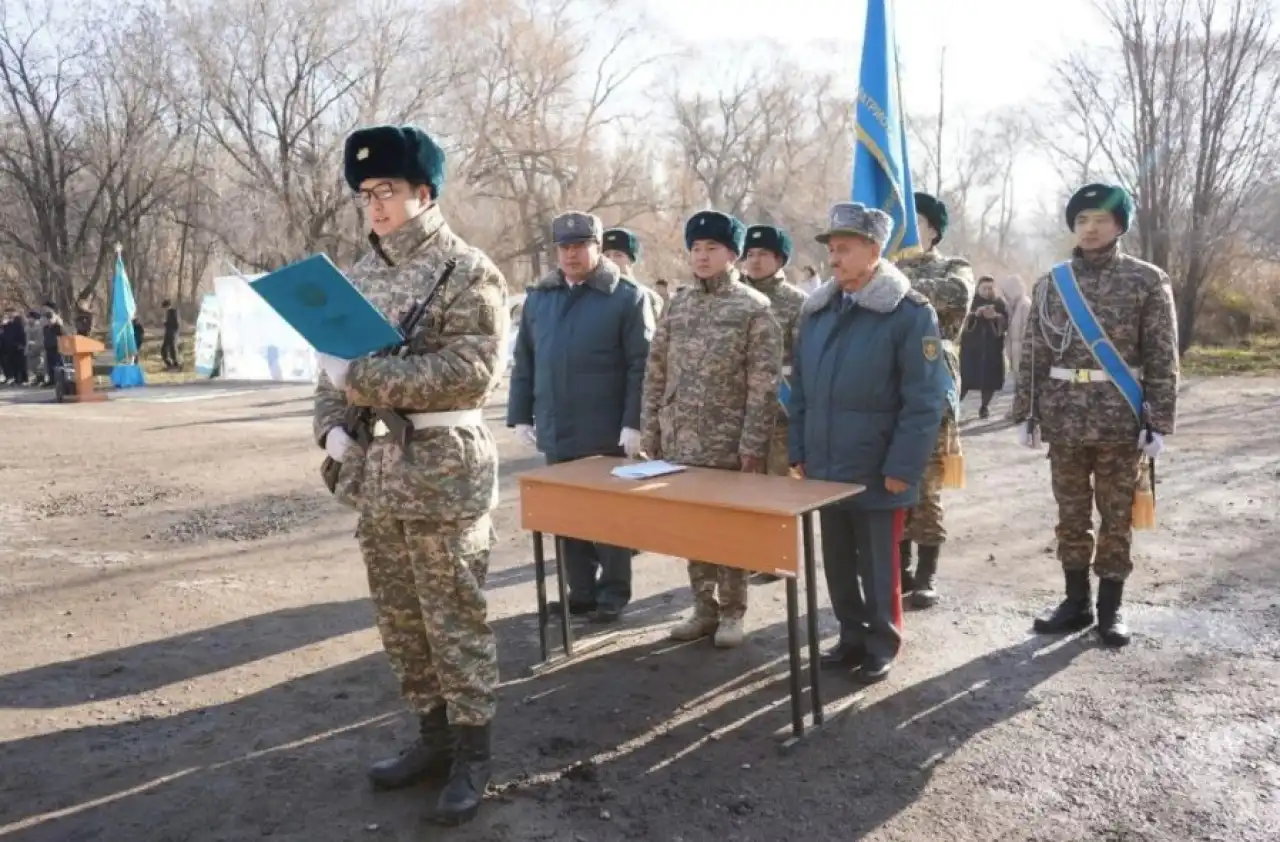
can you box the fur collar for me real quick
[802,259,910,315]
[534,256,622,293]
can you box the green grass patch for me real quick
[1182,335,1280,376]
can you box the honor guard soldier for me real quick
[790,202,947,683]
[603,227,664,319]
[640,210,782,648]
[1012,183,1178,647]
[313,125,509,825]
[893,192,974,607]
[507,211,654,622]
[741,223,809,583]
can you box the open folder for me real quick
[247,254,402,359]
[610,460,687,480]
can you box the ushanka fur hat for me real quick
[684,210,746,255]
[344,125,445,198]
[743,224,794,265]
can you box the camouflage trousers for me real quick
[688,561,749,620]
[356,512,499,726]
[903,418,957,545]
[1049,443,1144,581]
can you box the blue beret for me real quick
[743,225,793,265]
[602,228,641,261]
[684,211,746,255]
[914,192,948,242]
[1066,183,1134,233]
[344,125,445,199]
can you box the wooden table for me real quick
[518,456,862,745]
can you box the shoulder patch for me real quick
[923,336,940,362]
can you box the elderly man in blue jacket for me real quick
[507,211,655,622]
[789,202,948,683]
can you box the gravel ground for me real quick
[0,376,1276,842]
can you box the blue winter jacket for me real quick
[788,260,947,509]
[507,257,655,461]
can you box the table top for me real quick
[517,456,861,516]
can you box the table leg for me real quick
[533,531,548,663]
[554,536,574,657]
[803,511,823,725]
[785,576,803,739]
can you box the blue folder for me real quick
[248,254,403,359]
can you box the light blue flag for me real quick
[111,250,138,363]
[852,0,923,260]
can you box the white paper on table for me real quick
[610,460,687,480]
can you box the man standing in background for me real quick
[602,227,664,319]
[740,223,808,584]
[893,191,974,608]
[508,211,654,623]
[161,299,181,370]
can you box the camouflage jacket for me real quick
[896,248,973,419]
[313,205,510,519]
[1012,245,1179,444]
[640,267,782,469]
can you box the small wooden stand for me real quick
[56,335,107,403]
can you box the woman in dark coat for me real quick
[960,275,1008,418]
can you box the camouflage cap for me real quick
[552,211,604,245]
[815,202,893,248]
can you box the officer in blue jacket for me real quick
[789,202,947,683]
[507,211,655,622]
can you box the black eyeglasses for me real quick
[352,183,399,206]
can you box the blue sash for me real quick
[1048,262,1143,420]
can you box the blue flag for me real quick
[111,251,138,363]
[852,0,922,260]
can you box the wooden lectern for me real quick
[519,455,863,746]
[56,335,107,403]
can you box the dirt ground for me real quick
[0,376,1276,842]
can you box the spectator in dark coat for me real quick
[506,211,655,622]
[960,275,1009,418]
[161,299,180,369]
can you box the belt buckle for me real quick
[1072,369,1092,384]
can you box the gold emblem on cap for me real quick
[567,218,575,229]
[752,231,761,238]
[357,147,369,160]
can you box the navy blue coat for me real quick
[507,258,654,461]
[788,261,948,509]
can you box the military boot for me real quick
[910,545,940,608]
[1033,569,1095,634]
[1096,578,1132,647]
[368,706,452,790]
[898,540,915,593]
[434,724,492,826]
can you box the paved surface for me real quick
[0,376,1276,841]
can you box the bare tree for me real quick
[1036,0,1280,351]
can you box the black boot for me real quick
[898,540,915,593]
[1033,569,1095,634]
[435,724,492,826]
[1096,578,1132,647]
[368,706,452,790]
[911,545,940,608]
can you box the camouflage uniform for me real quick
[314,203,508,729]
[744,270,807,476]
[895,249,973,545]
[1013,244,1178,582]
[640,267,782,621]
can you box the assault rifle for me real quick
[321,258,458,494]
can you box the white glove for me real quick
[1017,423,1041,449]
[515,424,537,447]
[324,427,351,462]
[1137,430,1164,459]
[317,352,350,389]
[619,427,643,459]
